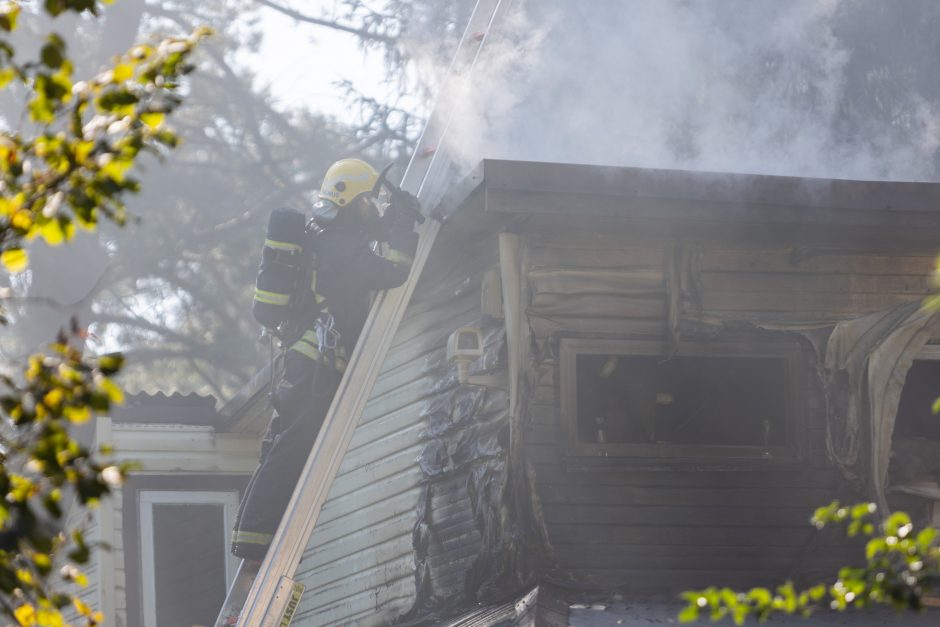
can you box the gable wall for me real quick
[519,218,935,593]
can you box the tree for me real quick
[679,501,940,624]
[0,0,477,400]
[0,1,205,624]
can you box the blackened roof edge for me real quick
[480,158,940,215]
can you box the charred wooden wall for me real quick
[518,218,935,593]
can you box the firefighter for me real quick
[231,158,421,560]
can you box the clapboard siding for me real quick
[111,490,126,626]
[294,233,497,626]
[520,232,930,594]
[697,247,933,322]
[61,419,125,626]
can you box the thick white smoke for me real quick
[434,0,940,181]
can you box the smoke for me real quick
[432,0,940,181]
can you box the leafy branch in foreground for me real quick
[679,501,940,624]
[0,1,210,274]
[0,1,208,624]
[0,323,132,626]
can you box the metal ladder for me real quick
[215,560,261,626]
[213,1,509,625]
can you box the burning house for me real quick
[211,158,940,625]
[35,0,940,625]
[64,158,940,626]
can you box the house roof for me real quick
[479,158,940,215]
[111,391,219,427]
[442,159,940,249]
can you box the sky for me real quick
[243,3,395,121]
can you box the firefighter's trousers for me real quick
[231,364,339,560]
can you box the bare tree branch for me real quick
[187,356,227,399]
[255,0,397,45]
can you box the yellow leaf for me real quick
[35,608,64,627]
[111,63,133,83]
[16,568,33,585]
[33,552,51,570]
[14,603,36,626]
[140,112,165,129]
[0,67,15,88]
[1,248,29,272]
[11,209,31,230]
[74,140,94,163]
[43,388,64,409]
[101,157,131,182]
[100,378,124,404]
[63,405,91,424]
[40,219,65,245]
[73,598,91,617]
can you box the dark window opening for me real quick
[575,353,788,447]
[895,360,940,441]
[153,503,227,627]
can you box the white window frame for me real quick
[138,490,239,627]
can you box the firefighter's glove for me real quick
[384,190,424,229]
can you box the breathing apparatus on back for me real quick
[251,207,321,343]
[251,158,415,342]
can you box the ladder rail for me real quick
[233,1,507,624]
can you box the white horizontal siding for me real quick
[61,418,121,626]
[293,234,496,626]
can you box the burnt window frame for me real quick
[559,337,803,463]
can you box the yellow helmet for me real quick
[318,158,379,207]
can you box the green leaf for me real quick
[97,353,124,375]
[0,3,20,32]
[678,605,699,623]
[916,527,935,549]
[97,89,138,111]
[866,538,886,560]
[850,503,875,520]
[884,512,911,536]
[748,588,772,606]
[1,248,28,272]
[923,294,940,311]
[40,35,66,69]
[28,92,56,124]
[43,0,67,17]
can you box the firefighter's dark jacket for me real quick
[232,205,418,560]
[317,218,417,354]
